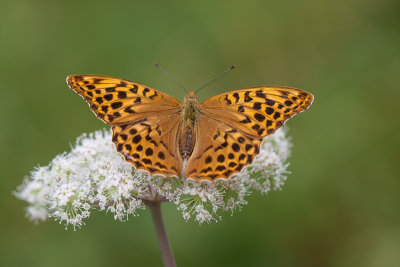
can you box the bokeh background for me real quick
[1,0,399,266]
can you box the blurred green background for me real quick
[1,0,399,266]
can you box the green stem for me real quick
[148,202,176,267]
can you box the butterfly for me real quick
[67,74,313,182]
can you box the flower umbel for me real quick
[15,128,292,228]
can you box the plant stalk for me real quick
[148,202,176,267]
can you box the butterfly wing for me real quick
[67,75,184,177]
[184,114,262,181]
[113,116,183,177]
[184,86,313,181]
[67,75,182,125]
[200,86,313,138]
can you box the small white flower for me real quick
[26,206,48,223]
[15,127,292,228]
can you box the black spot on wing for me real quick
[111,102,123,109]
[132,135,142,143]
[240,116,251,124]
[244,91,253,102]
[104,94,113,101]
[117,81,127,87]
[253,102,262,110]
[118,91,127,99]
[145,148,153,156]
[143,88,150,97]
[254,113,265,122]
[265,107,274,115]
[130,85,138,93]
[125,106,136,114]
[217,154,225,162]
[273,112,281,119]
[233,93,240,103]
[232,143,240,152]
[266,99,275,106]
[224,94,232,105]
[256,90,266,98]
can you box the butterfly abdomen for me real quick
[179,124,196,159]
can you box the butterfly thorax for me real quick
[179,92,199,159]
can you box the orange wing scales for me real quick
[184,87,313,181]
[67,74,313,182]
[67,75,181,125]
[184,115,262,181]
[200,87,313,139]
[112,116,183,177]
[67,75,183,177]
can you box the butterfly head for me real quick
[184,91,199,104]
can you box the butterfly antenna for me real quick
[154,63,188,93]
[194,64,236,94]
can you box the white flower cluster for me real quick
[15,128,292,229]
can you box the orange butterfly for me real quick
[67,73,313,182]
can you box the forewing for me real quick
[200,86,313,138]
[184,114,262,181]
[67,75,184,177]
[67,75,182,125]
[113,113,183,177]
